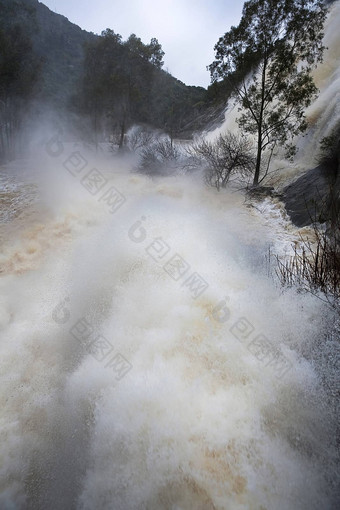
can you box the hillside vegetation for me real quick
[0,0,211,160]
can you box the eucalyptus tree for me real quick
[209,0,327,186]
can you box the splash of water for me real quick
[0,139,338,509]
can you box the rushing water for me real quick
[0,143,338,509]
[1,3,340,510]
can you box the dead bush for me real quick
[186,131,255,190]
[275,220,340,312]
[139,138,181,176]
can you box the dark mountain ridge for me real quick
[0,0,208,138]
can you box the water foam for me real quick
[0,147,338,509]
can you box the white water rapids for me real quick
[0,3,339,509]
[0,143,338,509]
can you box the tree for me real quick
[0,25,40,160]
[186,132,254,190]
[81,29,131,148]
[125,34,164,69]
[147,38,165,69]
[209,0,327,186]
[125,33,147,59]
[0,1,41,160]
[80,29,166,148]
[78,27,205,145]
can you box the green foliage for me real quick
[319,124,340,165]
[209,0,327,186]
[78,29,159,143]
[0,1,41,101]
[0,0,96,106]
[78,29,206,143]
[0,0,42,160]
[0,26,39,100]
[0,0,207,148]
[125,34,164,68]
[148,38,165,69]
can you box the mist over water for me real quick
[0,140,337,509]
[1,4,340,510]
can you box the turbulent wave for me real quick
[0,144,338,509]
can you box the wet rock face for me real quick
[283,165,332,226]
[247,186,276,199]
[283,151,340,227]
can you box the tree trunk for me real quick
[252,59,267,187]
[253,133,262,186]
[118,117,126,150]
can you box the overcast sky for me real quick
[41,0,244,88]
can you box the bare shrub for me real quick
[109,126,155,154]
[109,129,124,152]
[186,131,255,190]
[274,125,340,312]
[126,126,155,152]
[139,138,181,176]
[275,221,340,312]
